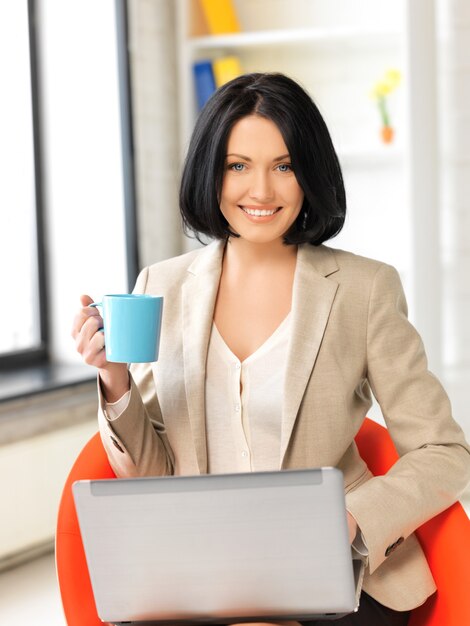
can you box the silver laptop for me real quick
[73,468,363,625]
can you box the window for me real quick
[0,0,47,368]
[0,0,139,373]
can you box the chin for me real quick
[234,231,286,246]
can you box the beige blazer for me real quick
[98,240,470,611]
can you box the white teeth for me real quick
[242,207,278,216]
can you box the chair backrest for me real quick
[355,418,470,626]
[56,432,115,626]
[56,420,470,626]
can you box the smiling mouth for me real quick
[240,206,282,217]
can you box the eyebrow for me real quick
[226,153,291,162]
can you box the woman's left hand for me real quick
[347,512,358,544]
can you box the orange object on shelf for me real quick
[381,125,394,144]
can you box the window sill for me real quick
[0,363,97,446]
[0,363,95,403]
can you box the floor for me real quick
[0,551,65,625]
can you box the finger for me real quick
[72,310,102,340]
[71,301,102,339]
[80,294,94,307]
[80,295,101,320]
[77,320,106,362]
[74,315,104,353]
[82,327,108,368]
[80,294,101,316]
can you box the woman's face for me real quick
[219,115,304,246]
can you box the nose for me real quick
[248,169,274,203]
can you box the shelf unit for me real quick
[175,0,442,372]
[176,2,404,156]
[188,26,401,51]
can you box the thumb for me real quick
[80,294,94,307]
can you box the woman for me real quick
[72,73,470,625]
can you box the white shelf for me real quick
[338,145,403,167]
[188,26,401,52]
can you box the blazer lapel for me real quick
[182,241,225,474]
[280,245,339,465]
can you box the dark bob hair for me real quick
[179,72,346,246]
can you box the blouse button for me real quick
[235,363,241,370]
[241,450,248,458]
[234,404,240,412]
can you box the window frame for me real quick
[0,0,49,371]
[115,0,140,289]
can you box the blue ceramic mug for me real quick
[90,294,163,363]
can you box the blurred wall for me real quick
[127,0,183,269]
[438,0,470,441]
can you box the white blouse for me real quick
[204,314,291,474]
[102,315,290,472]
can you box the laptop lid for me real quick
[73,467,362,625]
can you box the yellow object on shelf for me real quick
[213,56,243,87]
[199,0,241,35]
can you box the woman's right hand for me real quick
[72,294,130,401]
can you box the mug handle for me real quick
[89,302,104,332]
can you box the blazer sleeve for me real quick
[97,266,175,478]
[345,263,470,574]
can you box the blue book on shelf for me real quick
[193,60,216,110]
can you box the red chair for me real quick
[56,432,115,626]
[355,418,470,626]
[56,420,470,626]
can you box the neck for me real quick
[223,236,298,270]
